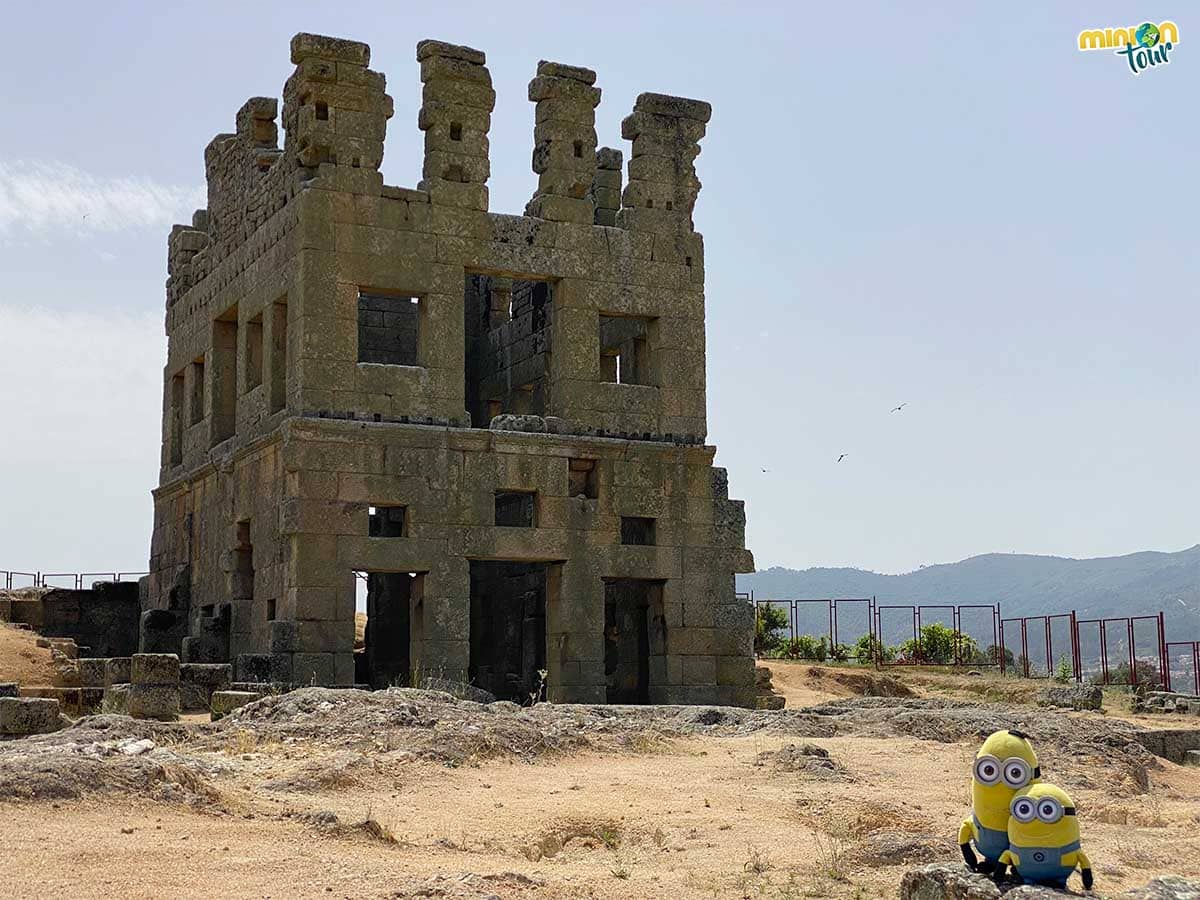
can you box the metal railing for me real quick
[2,569,148,591]
[755,596,1183,687]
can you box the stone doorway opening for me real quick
[469,561,551,703]
[354,570,424,689]
[604,579,665,704]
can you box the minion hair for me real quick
[1007,729,1031,740]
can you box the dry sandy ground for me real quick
[0,621,58,686]
[2,665,1199,899]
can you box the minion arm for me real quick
[958,818,978,870]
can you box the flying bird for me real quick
[836,453,848,463]
[891,402,907,413]
[760,468,769,473]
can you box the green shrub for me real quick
[853,633,894,664]
[770,634,829,661]
[898,623,979,665]
[754,604,789,656]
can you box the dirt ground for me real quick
[2,663,1199,899]
[0,621,59,686]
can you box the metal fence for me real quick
[2,569,148,591]
[754,594,1184,687]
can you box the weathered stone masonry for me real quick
[146,32,755,705]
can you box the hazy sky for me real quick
[0,2,1195,577]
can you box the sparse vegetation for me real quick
[755,604,789,655]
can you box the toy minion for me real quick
[999,783,1093,890]
[958,729,1039,872]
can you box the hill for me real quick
[738,545,1200,641]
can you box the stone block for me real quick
[0,683,18,698]
[237,653,292,685]
[0,697,63,735]
[105,657,132,686]
[269,620,299,653]
[103,683,129,715]
[291,32,370,67]
[131,653,180,684]
[292,652,335,686]
[681,655,717,685]
[210,690,264,721]
[128,683,180,721]
[180,663,233,710]
[20,686,82,717]
[77,658,109,688]
[81,687,105,712]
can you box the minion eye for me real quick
[974,756,1001,785]
[1012,797,1036,823]
[1002,758,1031,788]
[1037,799,1062,823]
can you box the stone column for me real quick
[417,40,493,211]
[525,61,601,224]
[618,93,711,234]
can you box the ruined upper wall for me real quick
[165,32,710,319]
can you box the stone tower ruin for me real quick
[146,32,754,705]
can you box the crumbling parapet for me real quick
[590,147,623,226]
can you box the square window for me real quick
[358,291,420,366]
[599,315,653,385]
[568,459,598,499]
[620,516,656,546]
[368,505,407,537]
[495,491,537,527]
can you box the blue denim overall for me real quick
[1010,840,1081,886]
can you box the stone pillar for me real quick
[283,33,393,191]
[417,40,493,211]
[590,147,622,226]
[525,61,600,224]
[618,93,711,234]
[129,653,181,721]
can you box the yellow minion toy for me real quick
[958,729,1039,872]
[999,784,1093,890]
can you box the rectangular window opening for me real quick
[211,305,238,445]
[495,491,537,528]
[620,516,656,546]
[368,505,407,538]
[568,459,599,500]
[266,598,276,621]
[245,312,263,392]
[269,298,287,413]
[169,372,185,465]
[358,291,421,366]
[599,315,652,385]
[189,356,205,425]
[464,275,553,428]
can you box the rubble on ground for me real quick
[1038,684,1103,711]
[900,863,1200,900]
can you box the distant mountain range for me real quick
[738,545,1200,642]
